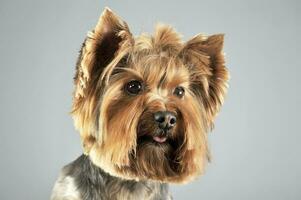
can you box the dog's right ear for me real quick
[74,7,133,98]
[72,8,133,153]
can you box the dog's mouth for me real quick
[137,131,170,145]
[138,129,171,144]
[152,135,167,143]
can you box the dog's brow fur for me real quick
[52,7,229,200]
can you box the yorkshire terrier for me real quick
[51,7,229,200]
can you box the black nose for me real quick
[154,111,177,130]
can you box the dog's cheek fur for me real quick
[101,96,144,166]
[171,94,209,182]
[86,93,145,179]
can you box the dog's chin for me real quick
[91,132,195,183]
[125,134,181,180]
[136,135,174,160]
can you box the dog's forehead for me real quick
[128,53,190,88]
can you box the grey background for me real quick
[0,0,300,199]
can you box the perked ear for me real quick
[72,8,133,153]
[74,7,133,98]
[180,34,229,127]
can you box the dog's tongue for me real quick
[153,136,167,143]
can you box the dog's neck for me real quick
[62,155,171,200]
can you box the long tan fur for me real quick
[71,7,229,184]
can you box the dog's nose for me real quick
[154,111,177,130]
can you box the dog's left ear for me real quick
[180,34,229,127]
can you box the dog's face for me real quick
[72,8,229,183]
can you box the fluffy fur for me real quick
[52,7,229,200]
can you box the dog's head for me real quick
[72,8,229,183]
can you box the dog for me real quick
[51,7,229,200]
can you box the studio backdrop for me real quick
[0,0,300,199]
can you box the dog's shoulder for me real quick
[50,159,82,200]
[51,154,106,200]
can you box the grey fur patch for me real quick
[51,155,172,200]
[51,172,81,200]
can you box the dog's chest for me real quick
[51,155,171,200]
[91,179,169,200]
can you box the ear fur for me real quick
[180,34,229,127]
[72,8,133,153]
[74,7,133,98]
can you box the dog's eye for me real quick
[174,86,185,98]
[125,80,143,95]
